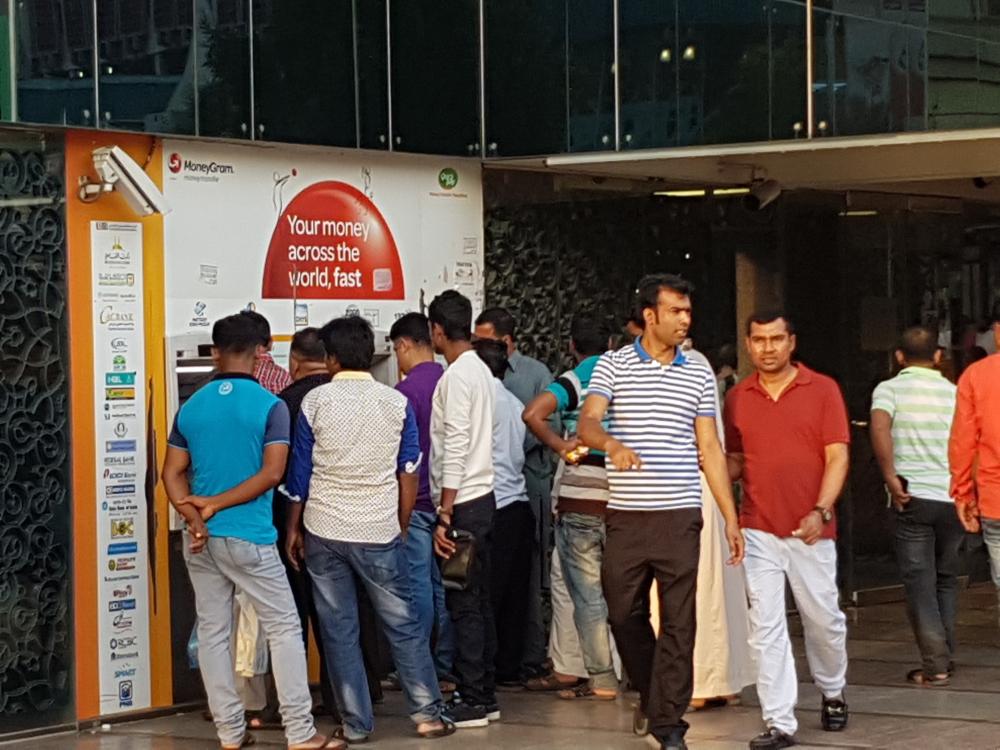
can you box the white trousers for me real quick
[548,545,621,680]
[743,529,848,735]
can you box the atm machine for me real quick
[163,327,398,702]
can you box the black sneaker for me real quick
[442,698,489,728]
[484,701,501,722]
[749,728,797,749]
[821,696,848,731]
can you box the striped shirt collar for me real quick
[333,371,373,381]
[898,365,944,380]
[632,338,688,366]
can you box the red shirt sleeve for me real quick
[723,389,743,453]
[949,369,978,505]
[821,379,851,445]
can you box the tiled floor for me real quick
[4,586,999,749]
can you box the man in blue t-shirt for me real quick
[162,313,339,750]
[523,316,617,700]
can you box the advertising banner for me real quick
[90,221,150,714]
[162,142,484,337]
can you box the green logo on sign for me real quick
[438,168,458,190]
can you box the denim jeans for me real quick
[305,532,444,738]
[895,498,966,675]
[184,537,316,747]
[981,518,1000,627]
[406,510,455,677]
[555,512,617,691]
[445,492,498,705]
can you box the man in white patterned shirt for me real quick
[284,315,453,743]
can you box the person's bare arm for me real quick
[870,409,909,509]
[182,443,289,520]
[695,417,744,564]
[161,445,208,553]
[284,500,305,572]
[794,442,849,544]
[398,472,418,537]
[523,391,578,459]
[578,394,641,470]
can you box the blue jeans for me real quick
[405,510,455,677]
[894,498,965,675]
[982,518,1000,627]
[555,512,617,691]
[305,532,443,738]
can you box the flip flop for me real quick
[288,736,347,750]
[417,718,457,739]
[906,668,950,687]
[246,710,283,731]
[331,727,370,745]
[221,732,256,750]
[556,682,617,701]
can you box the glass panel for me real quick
[96,0,196,134]
[770,0,808,140]
[390,0,479,156]
[0,134,75,734]
[484,0,567,156]
[17,0,97,127]
[0,3,13,120]
[677,1,771,146]
[196,0,251,139]
[927,31,982,130]
[253,0,356,146]
[568,0,613,151]
[356,0,388,150]
[618,0,678,149]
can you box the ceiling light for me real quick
[683,45,696,61]
[654,189,706,198]
[659,48,672,63]
[712,187,750,196]
[838,210,878,217]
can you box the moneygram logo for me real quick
[169,151,235,177]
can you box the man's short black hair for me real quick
[473,338,509,379]
[290,327,326,363]
[746,309,796,336]
[626,306,645,329]
[319,315,374,370]
[389,312,432,346]
[475,307,516,340]
[636,274,693,315]
[898,325,938,362]
[571,316,607,357]
[428,290,472,342]
[212,314,261,355]
[239,309,271,346]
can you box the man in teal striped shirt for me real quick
[870,325,961,687]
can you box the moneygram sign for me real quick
[168,152,235,181]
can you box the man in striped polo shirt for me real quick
[871,326,960,686]
[579,275,743,750]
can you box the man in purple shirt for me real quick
[391,313,455,684]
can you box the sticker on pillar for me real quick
[261,181,405,300]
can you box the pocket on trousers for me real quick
[226,538,263,568]
[361,542,405,590]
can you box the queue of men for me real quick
[162,281,1000,750]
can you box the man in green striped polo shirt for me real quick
[870,325,961,687]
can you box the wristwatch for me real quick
[813,506,834,524]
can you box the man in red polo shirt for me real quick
[723,311,850,750]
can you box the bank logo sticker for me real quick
[108,598,136,612]
[438,168,458,190]
[190,300,210,328]
[113,421,128,437]
[106,387,136,401]
[109,557,137,572]
[106,439,137,453]
[99,306,136,332]
[118,680,134,707]
[112,612,134,631]
[168,152,182,173]
[111,337,128,352]
[108,542,139,556]
[106,372,136,386]
[111,519,135,538]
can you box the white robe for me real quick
[650,348,755,699]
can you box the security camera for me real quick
[744,179,781,211]
[78,145,171,216]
